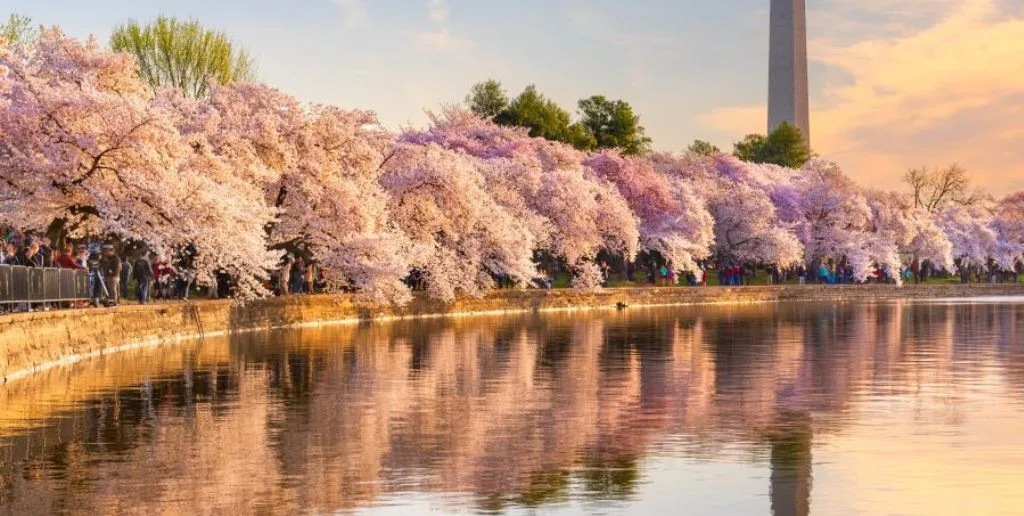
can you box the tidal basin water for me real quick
[2,300,1024,515]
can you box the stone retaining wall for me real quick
[2,283,1023,383]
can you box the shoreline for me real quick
[3,283,1024,385]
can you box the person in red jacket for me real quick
[54,242,81,269]
[152,256,176,300]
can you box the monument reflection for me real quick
[1,301,1022,514]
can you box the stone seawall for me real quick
[2,283,1023,383]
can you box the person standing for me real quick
[9,243,40,311]
[174,244,197,300]
[303,260,316,294]
[86,249,104,305]
[12,242,41,267]
[817,263,830,285]
[153,256,175,300]
[120,252,133,301]
[132,251,153,304]
[1,242,16,264]
[75,245,89,268]
[37,238,54,267]
[55,243,80,269]
[279,254,294,295]
[290,256,306,294]
[100,244,122,305]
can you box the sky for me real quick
[7,0,1024,194]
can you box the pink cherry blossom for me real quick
[403,109,640,286]
[380,143,538,302]
[570,262,605,292]
[938,206,1000,270]
[791,159,899,282]
[865,189,953,272]
[584,151,712,276]
[991,192,1024,269]
[176,83,410,301]
[0,29,278,295]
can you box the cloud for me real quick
[563,1,678,87]
[413,29,473,51]
[700,0,1024,194]
[427,0,448,23]
[329,0,369,28]
[810,0,964,43]
[412,0,472,52]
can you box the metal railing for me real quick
[0,265,90,305]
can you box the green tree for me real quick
[468,82,653,153]
[732,122,810,167]
[110,16,256,98]
[564,122,598,152]
[733,133,767,162]
[465,79,509,118]
[497,85,596,150]
[577,95,652,155]
[1,13,38,50]
[687,139,721,156]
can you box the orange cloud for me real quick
[700,0,1024,194]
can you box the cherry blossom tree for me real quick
[402,108,640,284]
[293,104,412,303]
[0,28,179,234]
[789,160,901,282]
[177,83,412,302]
[0,28,277,295]
[865,189,953,272]
[404,106,585,172]
[584,151,712,277]
[706,180,803,267]
[530,165,640,265]
[694,156,803,267]
[380,143,538,302]
[571,262,605,292]
[938,206,1000,271]
[991,192,1024,269]
[472,157,640,268]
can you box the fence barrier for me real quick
[0,265,91,305]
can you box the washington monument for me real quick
[768,0,810,146]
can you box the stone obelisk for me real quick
[768,0,810,146]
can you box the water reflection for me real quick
[2,301,1024,514]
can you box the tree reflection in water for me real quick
[0,301,1022,514]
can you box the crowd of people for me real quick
[270,254,324,296]
[0,233,193,311]
[1,231,1021,315]
[515,254,1023,291]
[0,230,337,313]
